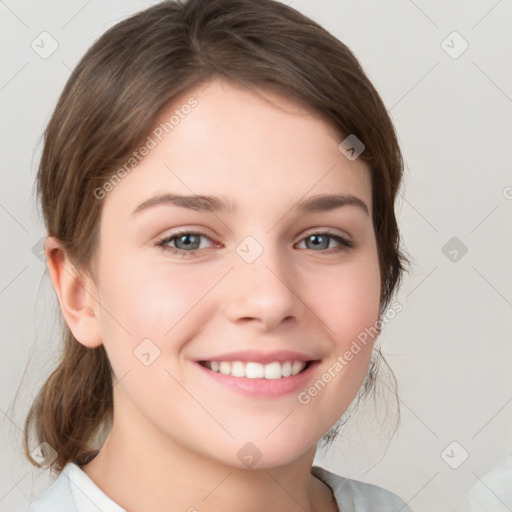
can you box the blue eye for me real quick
[298,233,354,251]
[156,231,214,256]
[156,230,354,257]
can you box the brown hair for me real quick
[22,0,408,475]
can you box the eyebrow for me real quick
[130,192,369,217]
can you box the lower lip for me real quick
[194,361,320,398]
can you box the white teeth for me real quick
[245,362,264,378]
[231,361,245,377]
[219,362,231,375]
[203,360,308,379]
[264,362,282,380]
[281,361,292,377]
[291,361,304,375]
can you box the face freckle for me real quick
[92,78,382,469]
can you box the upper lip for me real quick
[195,350,320,364]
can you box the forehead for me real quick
[102,78,372,219]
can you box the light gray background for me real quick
[1,1,511,511]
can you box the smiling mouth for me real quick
[197,360,313,379]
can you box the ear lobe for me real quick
[45,236,103,348]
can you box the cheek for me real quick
[297,254,381,421]
[96,254,216,354]
[319,255,381,349]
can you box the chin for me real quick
[212,433,318,471]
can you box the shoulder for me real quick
[311,465,413,512]
[25,465,77,512]
[26,462,126,512]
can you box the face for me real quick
[88,79,381,469]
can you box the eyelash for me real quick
[155,230,354,257]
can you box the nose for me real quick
[224,240,301,331]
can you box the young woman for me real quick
[23,0,411,510]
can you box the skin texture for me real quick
[46,79,381,512]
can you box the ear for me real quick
[44,236,103,348]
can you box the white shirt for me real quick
[26,462,413,511]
